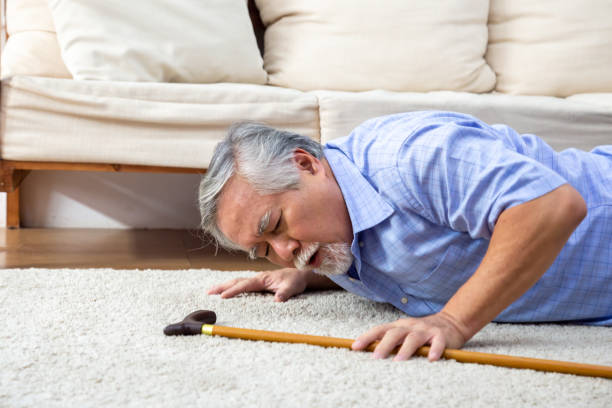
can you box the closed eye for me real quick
[265,210,282,258]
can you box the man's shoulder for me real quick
[324,111,477,170]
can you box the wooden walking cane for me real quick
[164,310,612,379]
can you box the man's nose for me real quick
[269,236,299,263]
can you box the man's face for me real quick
[216,150,354,274]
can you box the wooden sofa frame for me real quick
[0,161,204,228]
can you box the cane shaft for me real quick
[440,348,612,378]
[207,324,359,349]
[203,324,612,379]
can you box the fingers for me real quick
[352,324,417,360]
[372,328,406,359]
[273,279,305,302]
[207,277,264,299]
[221,277,266,298]
[352,319,448,362]
[207,278,241,295]
[351,324,391,351]
[273,285,291,302]
[393,331,431,361]
[207,268,308,302]
[427,335,446,362]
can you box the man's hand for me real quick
[351,312,469,362]
[207,267,337,302]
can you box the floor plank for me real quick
[0,228,276,271]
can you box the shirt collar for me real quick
[324,146,394,236]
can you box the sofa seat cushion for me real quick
[314,90,612,151]
[1,76,319,168]
[566,94,612,110]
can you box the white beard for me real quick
[294,242,354,276]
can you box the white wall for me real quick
[2,171,202,228]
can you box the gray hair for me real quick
[198,122,323,251]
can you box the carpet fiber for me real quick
[1,268,611,407]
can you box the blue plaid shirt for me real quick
[323,111,612,325]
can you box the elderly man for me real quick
[199,111,611,362]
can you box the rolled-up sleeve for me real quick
[396,119,568,239]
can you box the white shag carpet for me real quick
[1,268,611,407]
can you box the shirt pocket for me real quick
[410,245,475,305]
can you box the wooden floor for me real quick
[0,228,276,270]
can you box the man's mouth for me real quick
[301,242,353,276]
[308,250,321,268]
[294,243,322,271]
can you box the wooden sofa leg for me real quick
[1,161,30,229]
[6,188,20,229]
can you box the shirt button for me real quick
[358,241,364,248]
[401,297,408,304]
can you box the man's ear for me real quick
[293,149,319,174]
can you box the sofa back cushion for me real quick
[487,0,612,97]
[1,0,71,78]
[255,0,495,92]
[46,0,267,84]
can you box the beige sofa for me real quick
[1,0,611,228]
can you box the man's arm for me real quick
[440,183,586,339]
[353,183,587,361]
